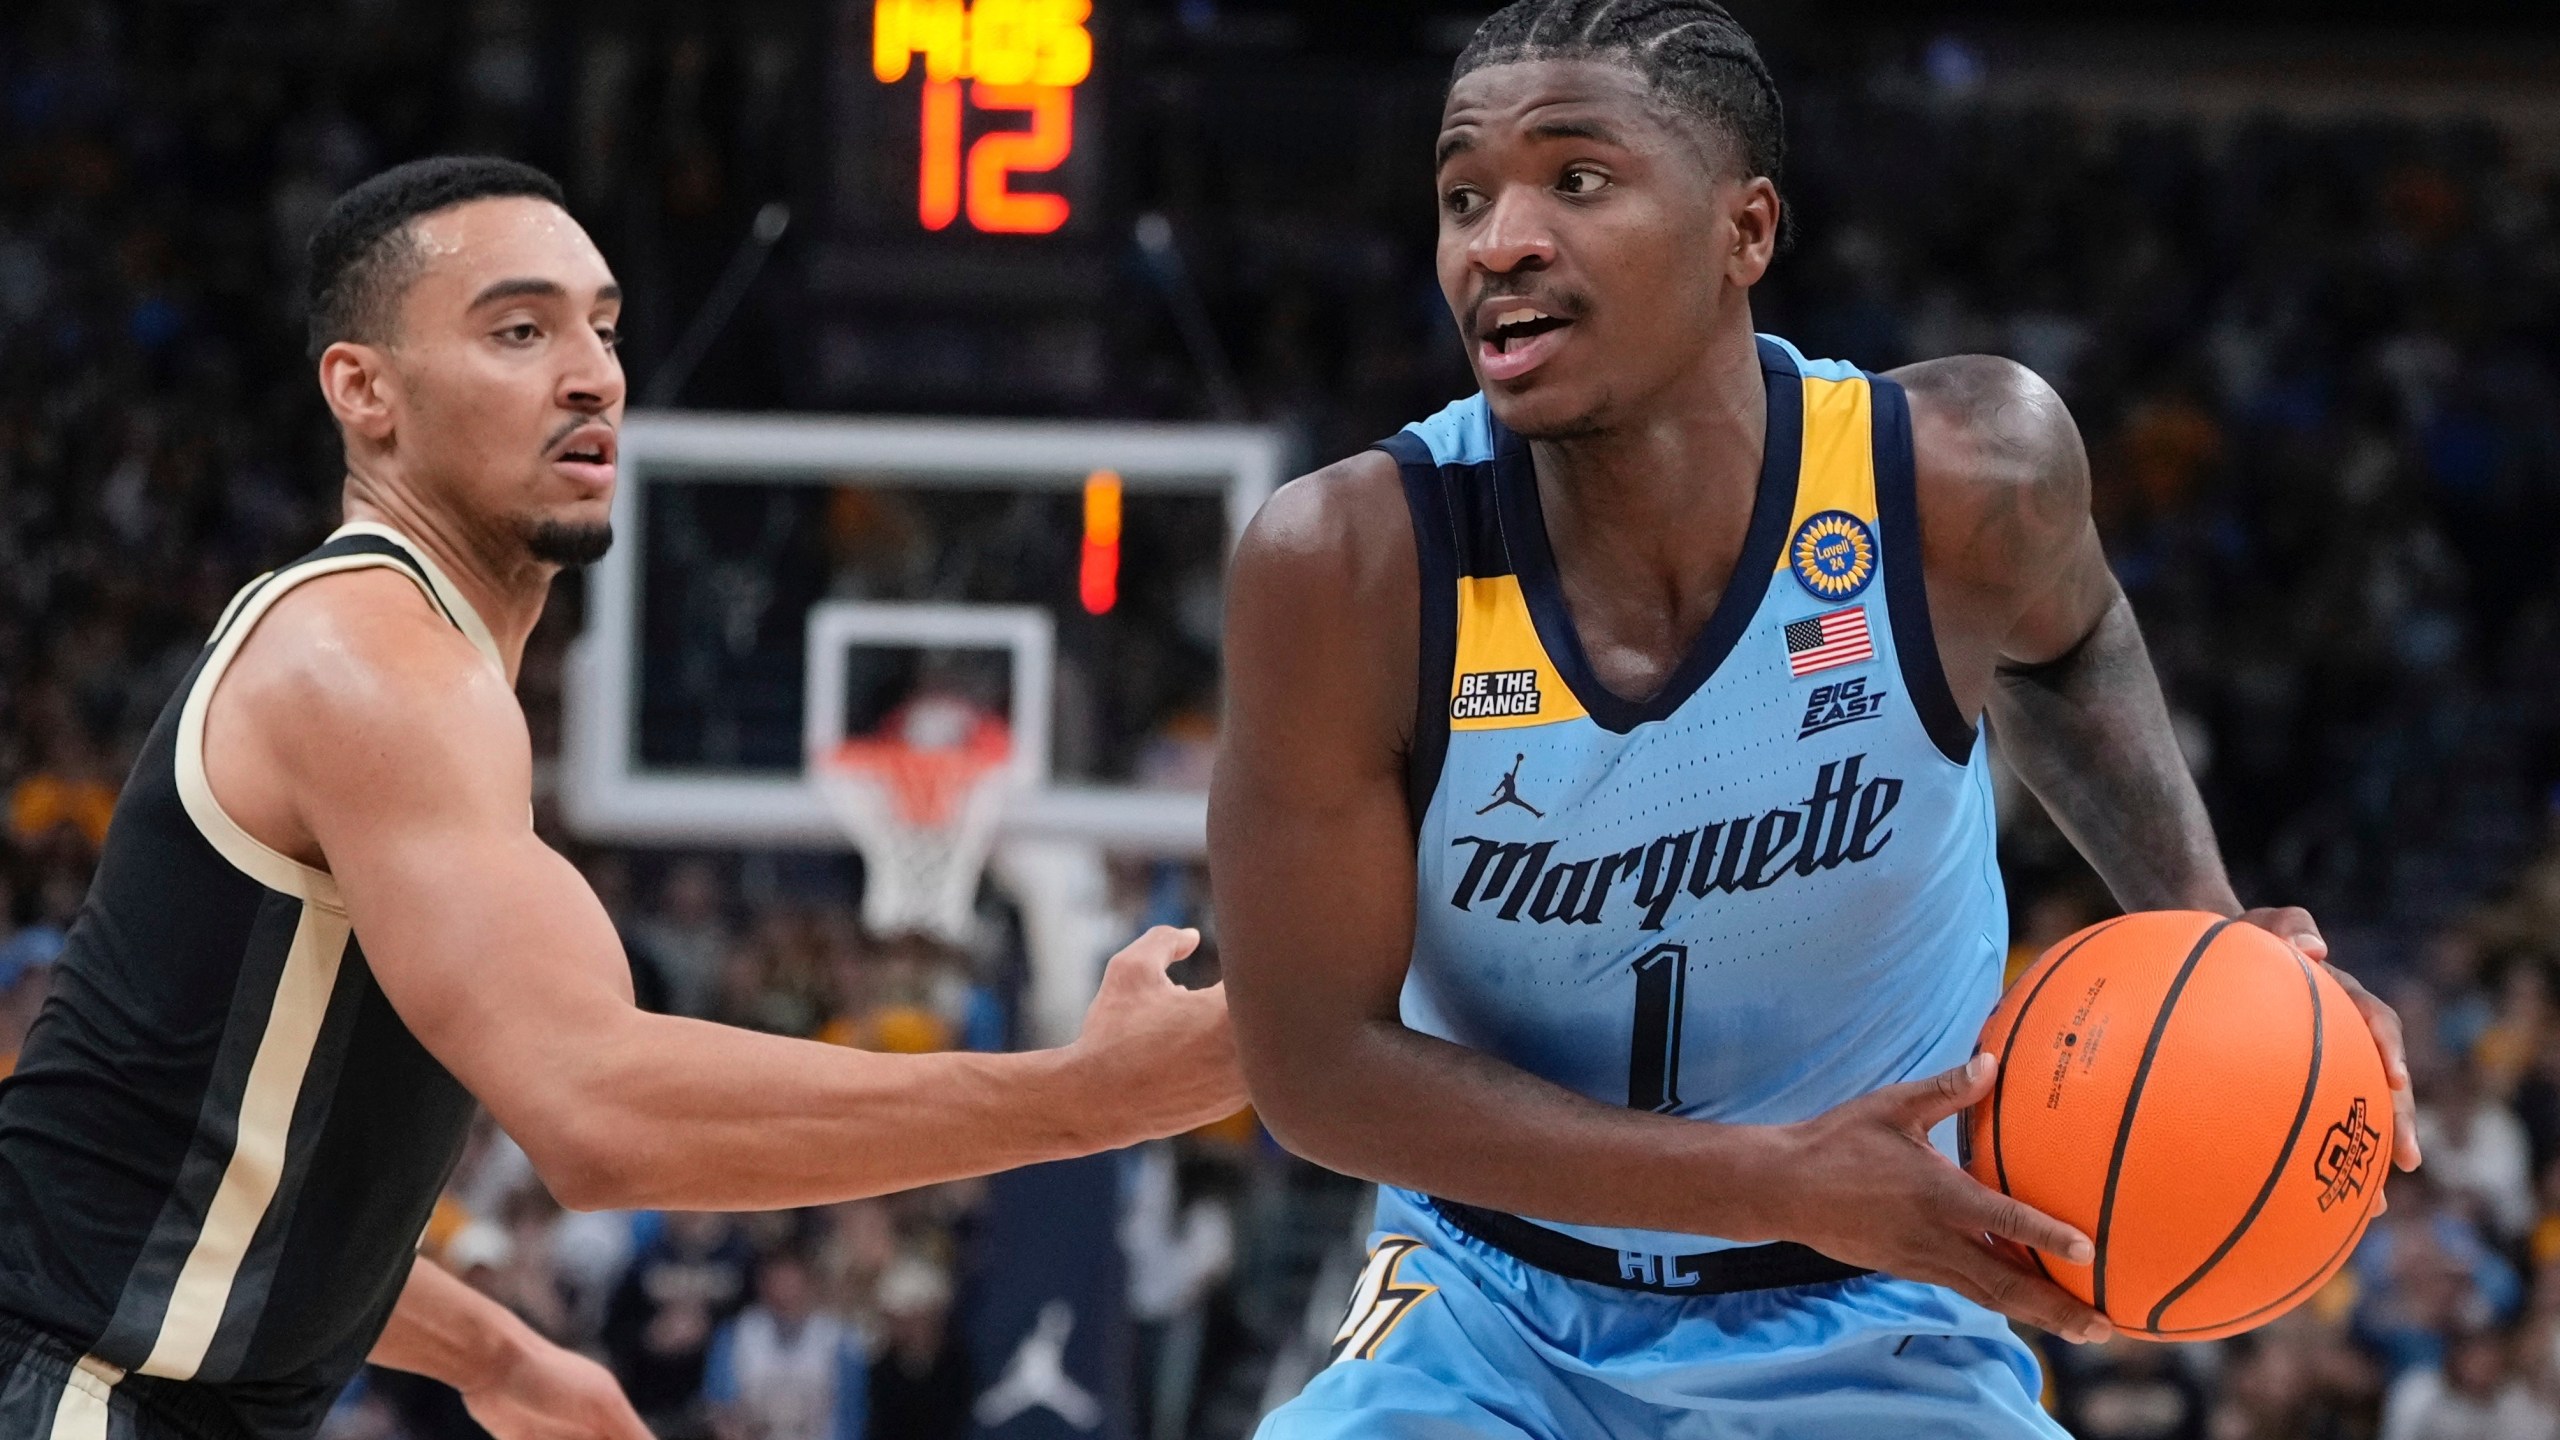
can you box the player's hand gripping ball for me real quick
[1963,911,2394,1341]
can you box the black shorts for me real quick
[0,1315,244,1440]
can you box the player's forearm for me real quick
[1250,1015,1799,1241]
[512,1013,1126,1212]
[1989,590,2240,914]
[369,1256,540,1389]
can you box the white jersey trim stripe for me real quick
[170,524,499,910]
[47,1355,124,1440]
[174,552,406,909]
[328,522,504,670]
[135,902,351,1381]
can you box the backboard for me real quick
[559,410,1288,855]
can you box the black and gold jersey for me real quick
[0,524,489,1440]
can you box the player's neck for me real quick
[1525,331,1768,609]
[339,479,552,681]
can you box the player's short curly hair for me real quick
[305,155,566,359]
[1453,0,1785,193]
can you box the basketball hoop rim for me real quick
[811,713,1019,833]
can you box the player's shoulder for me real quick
[1223,445,1419,728]
[1886,354,2090,574]
[1243,389,1494,568]
[1232,446,1411,601]
[225,565,521,749]
[1888,354,2084,501]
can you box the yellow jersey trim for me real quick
[1444,369,1871,730]
[1778,374,1880,562]
[1449,574,1588,731]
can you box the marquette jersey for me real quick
[0,524,488,1440]
[1386,336,2004,1259]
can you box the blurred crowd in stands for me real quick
[2,2,2557,1437]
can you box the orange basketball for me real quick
[1964,910,2393,1341]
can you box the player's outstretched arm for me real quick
[1897,354,2416,1172]
[1210,457,2109,1343]
[371,1257,648,1440]
[207,571,1246,1212]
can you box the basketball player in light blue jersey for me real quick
[1209,3,2421,1435]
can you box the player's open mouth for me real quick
[1478,306,1572,383]
[549,425,618,488]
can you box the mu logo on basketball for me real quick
[2311,1096,2382,1212]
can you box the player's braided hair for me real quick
[1454,0,1785,192]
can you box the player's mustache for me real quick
[1467,285,1589,333]
[541,414,615,456]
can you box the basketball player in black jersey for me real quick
[0,158,1246,1440]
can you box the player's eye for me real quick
[1559,168,1609,197]
[1443,186,1485,218]
[496,322,541,345]
[595,324,622,350]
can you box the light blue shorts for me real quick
[1259,1189,2068,1440]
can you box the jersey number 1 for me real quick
[1628,943,1689,1112]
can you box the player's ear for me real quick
[317,340,398,443]
[1725,176,1779,289]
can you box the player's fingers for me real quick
[2327,963,2409,1083]
[1952,1176,2095,1268]
[1163,979,1235,1028]
[2327,962,2422,1170]
[2388,1084,2421,1172]
[1884,1053,1995,1129]
[1926,1240,2111,1344]
[1108,925,1202,980]
[2239,906,2327,962]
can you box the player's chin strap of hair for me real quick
[1429,1197,1870,1297]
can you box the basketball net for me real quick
[811,697,1015,945]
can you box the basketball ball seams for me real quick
[2090,918,2233,1317]
[2140,947,2326,1334]
[2138,1172,2383,1340]
[1989,916,2129,1200]
[1973,913,2391,1342]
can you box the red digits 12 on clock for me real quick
[873,0,1091,234]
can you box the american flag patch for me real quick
[1784,607,1874,677]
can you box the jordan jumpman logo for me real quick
[1477,754,1543,818]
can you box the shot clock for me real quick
[871,0,1094,235]
[815,0,1110,407]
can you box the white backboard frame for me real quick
[560,410,1287,854]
